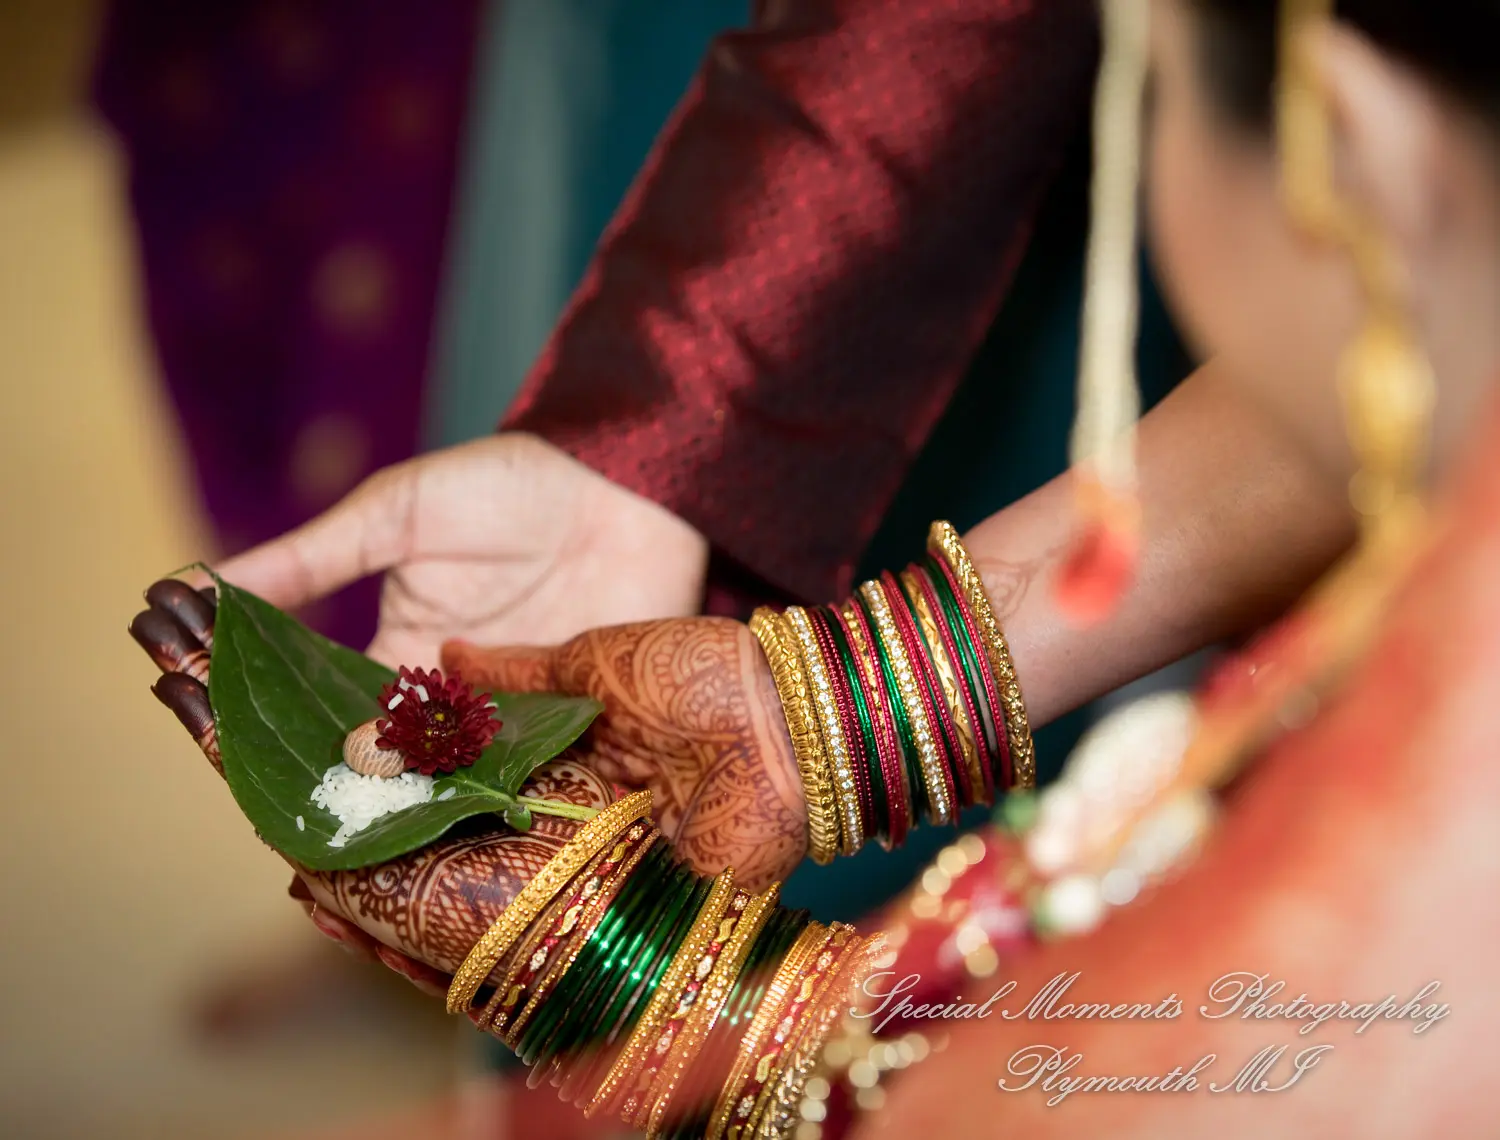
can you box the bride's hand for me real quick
[130,578,617,1005]
[441,621,808,891]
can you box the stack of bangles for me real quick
[751,521,1036,861]
[440,523,1060,1136]
[442,523,1219,1137]
[445,789,887,1139]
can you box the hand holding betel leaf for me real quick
[130,575,613,991]
[199,570,603,868]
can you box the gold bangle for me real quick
[928,520,1037,789]
[446,790,655,1014]
[707,922,832,1140]
[784,606,864,855]
[587,870,743,1119]
[476,828,624,1033]
[750,609,841,863]
[901,568,987,804]
[754,930,888,1139]
[496,827,659,1044]
[646,884,781,1135]
[742,923,861,1138]
[858,580,954,825]
[630,881,754,1128]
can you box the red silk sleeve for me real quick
[504,0,1100,603]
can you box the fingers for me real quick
[144,579,217,647]
[130,607,211,683]
[441,639,557,693]
[296,880,455,999]
[151,673,223,773]
[215,466,415,610]
[374,944,451,999]
[134,576,224,771]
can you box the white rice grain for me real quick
[310,762,434,847]
[296,815,305,831]
[437,787,456,801]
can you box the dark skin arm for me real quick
[859,418,1500,1139]
[971,358,1356,726]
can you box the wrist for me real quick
[444,790,881,1137]
[751,522,1035,862]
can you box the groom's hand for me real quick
[212,433,708,666]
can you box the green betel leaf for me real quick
[207,577,601,870]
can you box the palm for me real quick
[443,618,808,890]
[216,434,708,667]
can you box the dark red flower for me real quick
[374,666,501,776]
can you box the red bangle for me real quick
[912,564,996,805]
[878,572,960,819]
[890,570,977,810]
[840,600,912,848]
[930,553,1013,790]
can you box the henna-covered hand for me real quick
[443,619,808,891]
[130,579,614,1007]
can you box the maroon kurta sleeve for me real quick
[504,0,1100,604]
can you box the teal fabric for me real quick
[427,3,1191,929]
[425,0,752,449]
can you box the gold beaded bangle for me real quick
[621,876,768,1128]
[927,521,1037,789]
[754,930,887,1139]
[900,568,986,803]
[446,790,655,1014]
[587,870,742,1119]
[741,923,861,1138]
[785,606,864,855]
[629,882,756,1129]
[750,609,841,863]
[707,922,833,1140]
[646,885,781,1135]
[859,580,954,824]
[495,827,660,1043]
[476,828,625,1033]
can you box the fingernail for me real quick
[374,946,447,998]
[145,579,216,645]
[152,673,213,736]
[309,910,348,944]
[131,608,198,671]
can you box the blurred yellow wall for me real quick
[0,4,460,1136]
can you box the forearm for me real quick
[507,0,1100,604]
[965,359,1356,726]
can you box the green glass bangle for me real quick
[576,864,704,1058]
[897,575,972,813]
[561,866,709,1103]
[855,588,931,823]
[533,859,700,1078]
[821,605,888,842]
[587,867,722,1117]
[515,839,674,1065]
[512,840,669,1061]
[659,906,810,1138]
[925,554,1005,782]
[526,859,689,1081]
